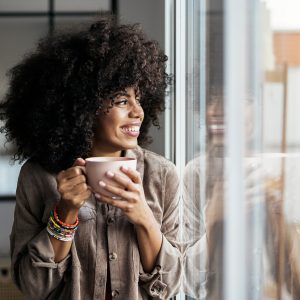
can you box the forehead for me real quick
[110,86,140,97]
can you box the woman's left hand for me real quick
[95,166,154,227]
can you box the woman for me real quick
[1,18,181,299]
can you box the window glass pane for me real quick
[0,18,47,196]
[0,0,48,12]
[53,16,97,32]
[0,18,48,98]
[183,1,227,298]
[54,0,110,12]
[263,0,300,153]
[261,1,300,298]
[182,0,300,299]
[0,202,16,255]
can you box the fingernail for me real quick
[121,166,128,171]
[99,181,106,187]
[106,171,114,178]
[95,193,101,199]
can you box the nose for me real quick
[128,101,144,120]
[207,99,224,117]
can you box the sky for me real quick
[264,0,300,30]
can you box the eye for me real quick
[113,98,128,107]
[136,97,142,105]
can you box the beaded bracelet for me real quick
[47,226,76,242]
[54,206,79,228]
[47,206,78,242]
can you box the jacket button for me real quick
[107,216,115,225]
[109,252,118,261]
[111,290,119,298]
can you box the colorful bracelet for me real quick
[54,206,79,228]
[47,225,75,242]
[47,206,79,242]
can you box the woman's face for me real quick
[206,97,225,147]
[92,87,144,157]
[206,96,254,148]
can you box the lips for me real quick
[209,124,225,131]
[120,124,141,137]
[207,119,225,134]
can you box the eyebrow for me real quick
[112,91,128,97]
[111,89,140,98]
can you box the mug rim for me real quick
[85,157,136,162]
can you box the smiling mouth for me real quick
[121,126,140,137]
[208,124,225,134]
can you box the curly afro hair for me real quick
[0,17,170,173]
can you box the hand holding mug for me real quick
[95,166,154,226]
[56,158,92,221]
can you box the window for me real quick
[169,0,300,298]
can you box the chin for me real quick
[120,141,138,150]
[208,135,224,147]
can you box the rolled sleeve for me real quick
[10,161,70,299]
[139,235,182,299]
[28,228,70,272]
[12,227,71,299]
[183,235,210,299]
[139,162,182,299]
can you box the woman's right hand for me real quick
[56,158,92,222]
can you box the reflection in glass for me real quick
[181,0,300,299]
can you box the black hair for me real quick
[0,17,170,173]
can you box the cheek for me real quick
[99,115,120,136]
[95,116,111,137]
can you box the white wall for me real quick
[263,67,300,152]
[287,67,300,149]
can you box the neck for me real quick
[90,146,123,158]
[90,138,125,157]
[91,150,122,157]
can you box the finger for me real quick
[81,189,92,201]
[72,187,92,202]
[60,184,91,202]
[59,181,89,198]
[105,171,136,191]
[72,157,86,167]
[61,174,87,189]
[72,158,87,175]
[95,193,134,211]
[120,166,142,184]
[57,166,86,182]
[99,181,136,202]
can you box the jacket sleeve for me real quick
[10,162,70,299]
[139,162,182,299]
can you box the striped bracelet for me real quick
[47,207,78,242]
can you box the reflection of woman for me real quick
[1,18,181,299]
[183,90,300,299]
[183,92,226,300]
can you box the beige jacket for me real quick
[10,146,182,299]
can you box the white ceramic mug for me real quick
[85,157,137,197]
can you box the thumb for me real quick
[72,157,86,167]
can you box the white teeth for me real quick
[209,124,225,131]
[122,126,140,132]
